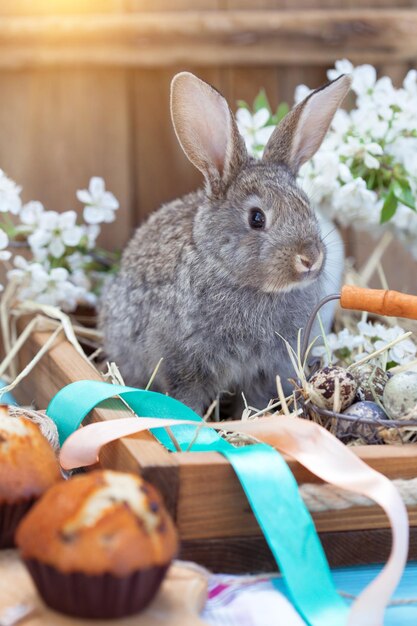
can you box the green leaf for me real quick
[366,171,376,190]
[236,100,250,111]
[380,188,398,223]
[253,143,266,153]
[393,178,416,210]
[0,222,15,238]
[276,102,289,122]
[253,89,270,113]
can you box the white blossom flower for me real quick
[389,339,417,365]
[8,256,89,312]
[28,210,84,259]
[312,327,364,365]
[77,177,119,225]
[313,320,417,368]
[0,228,11,262]
[299,151,341,204]
[236,108,275,156]
[0,228,11,290]
[357,321,417,365]
[329,60,376,99]
[373,76,395,105]
[351,64,377,97]
[327,59,354,82]
[0,170,22,215]
[294,84,312,104]
[332,179,380,228]
[329,109,351,139]
[236,60,417,257]
[340,137,383,170]
[350,106,389,141]
[84,224,100,249]
[70,268,97,307]
[0,173,116,311]
[20,201,44,226]
[8,256,46,289]
[403,69,417,97]
[66,252,88,272]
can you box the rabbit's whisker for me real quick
[321,227,338,242]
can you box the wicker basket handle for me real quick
[340,285,417,320]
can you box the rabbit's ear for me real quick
[171,72,247,194]
[262,75,351,175]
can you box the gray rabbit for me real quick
[100,72,350,414]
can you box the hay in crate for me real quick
[2,231,417,450]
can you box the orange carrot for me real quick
[340,285,417,320]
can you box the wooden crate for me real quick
[15,329,417,573]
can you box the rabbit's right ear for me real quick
[262,75,352,175]
[171,72,248,196]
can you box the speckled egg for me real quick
[352,364,389,403]
[339,401,388,442]
[383,370,417,420]
[308,366,357,411]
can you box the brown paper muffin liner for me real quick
[23,559,170,619]
[0,499,35,549]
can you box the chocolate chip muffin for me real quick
[0,405,61,548]
[16,469,178,618]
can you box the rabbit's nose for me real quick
[295,251,324,275]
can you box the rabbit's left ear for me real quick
[262,75,352,175]
[171,72,248,195]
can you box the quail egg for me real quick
[339,401,387,442]
[383,370,417,420]
[308,366,357,411]
[351,364,389,403]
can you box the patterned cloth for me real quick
[202,574,304,625]
[201,563,417,626]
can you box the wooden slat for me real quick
[224,0,281,114]
[0,68,133,250]
[176,448,417,539]
[131,0,417,8]
[0,1,128,15]
[132,68,201,222]
[132,66,228,221]
[218,0,417,7]
[16,328,180,517]
[1,11,417,67]
[130,0,226,221]
[127,0,222,9]
[181,527,417,573]
[225,66,279,108]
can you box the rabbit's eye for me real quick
[249,208,266,230]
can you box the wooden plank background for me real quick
[0,0,416,288]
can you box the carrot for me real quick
[340,285,417,320]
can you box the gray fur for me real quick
[100,73,350,414]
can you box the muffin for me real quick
[16,470,178,619]
[0,405,61,548]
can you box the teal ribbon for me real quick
[0,378,18,405]
[47,380,348,626]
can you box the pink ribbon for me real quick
[60,417,198,469]
[60,414,409,626]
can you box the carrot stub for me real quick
[340,285,417,320]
